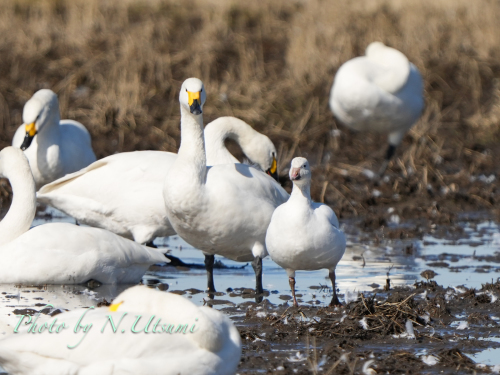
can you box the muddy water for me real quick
[1,207,499,373]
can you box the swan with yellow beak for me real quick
[12,89,96,189]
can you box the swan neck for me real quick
[290,181,311,202]
[0,158,36,246]
[178,104,207,183]
[205,118,253,165]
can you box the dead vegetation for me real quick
[1,0,500,223]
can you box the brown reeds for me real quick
[1,0,500,217]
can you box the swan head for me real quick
[179,78,206,116]
[20,89,59,151]
[246,134,279,181]
[289,157,311,185]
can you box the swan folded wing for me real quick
[0,296,240,375]
[314,203,340,229]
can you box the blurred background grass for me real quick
[1,0,500,221]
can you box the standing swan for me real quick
[163,78,289,293]
[0,146,168,285]
[12,89,96,189]
[0,286,242,375]
[330,42,424,174]
[37,117,279,245]
[266,157,346,306]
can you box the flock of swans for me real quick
[0,42,423,374]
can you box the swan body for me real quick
[266,157,346,306]
[330,42,424,167]
[163,78,289,292]
[0,286,242,375]
[12,89,96,189]
[0,146,167,285]
[37,117,278,244]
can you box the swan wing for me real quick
[38,151,177,242]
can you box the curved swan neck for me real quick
[178,104,207,183]
[0,149,36,246]
[204,118,245,165]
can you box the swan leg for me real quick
[378,144,397,176]
[329,270,342,307]
[252,256,263,294]
[289,277,298,307]
[204,254,216,293]
[145,241,157,248]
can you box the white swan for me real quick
[0,146,168,285]
[163,78,289,293]
[0,285,242,375]
[37,116,279,245]
[329,42,424,173]
[265,157,346,306]
[12,89,96,189]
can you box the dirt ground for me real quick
[224,278,500,374]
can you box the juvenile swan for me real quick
[330,42,424,173]
[163,78,289,293]
[37,117,279,245]
[0,146,168,285]
[12,89,96,189]
[0,286,242,375]
[266,157,346,306]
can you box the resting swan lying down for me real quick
[37,116,279,245]
[0,146,168,285]
[0,286,242,375]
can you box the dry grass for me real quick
[1,0,500,216]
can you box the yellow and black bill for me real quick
[266,155,279,182]
[187,90,202,115]
[20,122,37,151]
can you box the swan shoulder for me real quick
[58,120,97,173]
[206,163,289,205]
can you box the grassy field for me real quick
[1,0,500,219]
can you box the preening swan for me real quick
[12,89,96,189]
[0,146,167,285]
[37,117,279,245]
[265,157,346,306]
[0,286,242,375]
[163,78,289,293]
[329,42,424,173]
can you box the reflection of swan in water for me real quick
[0,286,242,375]
[37,116,279,245]
[0,146,168,285]
[0,284,130,336]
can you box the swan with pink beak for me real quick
[266,157,346,306]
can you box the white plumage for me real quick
[330,42,424,171]
[266,157,346,306]
[0,146,167,285]
[163,78,289,293]
[12,89,96,189]
[0,286,242,375]
[37,116,278,244]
